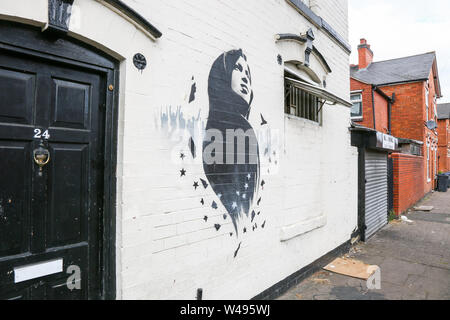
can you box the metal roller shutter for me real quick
[365,151,388,239]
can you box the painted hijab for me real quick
[203,49,260,234]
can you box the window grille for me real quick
[285,79,322,123]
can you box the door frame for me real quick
[0,21,118,299]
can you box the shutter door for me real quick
[365,151,388,240]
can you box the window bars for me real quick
[285,78,323,123]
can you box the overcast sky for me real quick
[349,0,450,103]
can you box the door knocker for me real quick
[33,144,50,175]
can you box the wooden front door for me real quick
[0,21,117,300]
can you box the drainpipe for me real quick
[388,93,396,135]
[371,86,376,130]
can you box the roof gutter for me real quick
[97,0,162,39]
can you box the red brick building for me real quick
[350,39,443,215]
[437,103,450,172]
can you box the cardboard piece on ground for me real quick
[323,257,378,280]
[413,206,434,212]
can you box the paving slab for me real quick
[278,191,450,300]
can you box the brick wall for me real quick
[391,153,425,215]
[350,78,373,128]
[373,91,389,133]
[380,82,424,141]
[438,118,450,172]
[310,0,349,41]
[380,78,438,193]
[350,78,389,133]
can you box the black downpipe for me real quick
[371,86,376,130]
[357,147,367,241]
[388,101,392,135]
[388,93,396,135]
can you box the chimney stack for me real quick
[358,38,373,69]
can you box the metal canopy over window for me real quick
[285,76,352,108]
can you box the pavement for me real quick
[278,191,450,300]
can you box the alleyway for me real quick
[279,191,450,300]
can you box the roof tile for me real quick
[351,52,435,86]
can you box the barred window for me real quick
[285,78,322,123]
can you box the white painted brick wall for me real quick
[311,0,349,42]
[2,0,357,300]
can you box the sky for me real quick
[349,0,450,103]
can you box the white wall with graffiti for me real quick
[1,0,357,299]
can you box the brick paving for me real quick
[278,191,450,300]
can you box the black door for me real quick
[0,39,107,299]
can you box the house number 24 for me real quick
[34,129,51,140]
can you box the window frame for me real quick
[350,91,363,120]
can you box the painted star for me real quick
[236,191,240,196]
[180,153,185,160]
[244,183,249,190]
[232,202,238,210]
[200,179,209,189]
[193,182,199,190]
[247,174,251,180]
[180,169,186,177]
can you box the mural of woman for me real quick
[203,49,260,234]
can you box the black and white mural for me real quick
[203,49,260,234]
[157,49,280,257]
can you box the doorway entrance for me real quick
[0,21,117,300]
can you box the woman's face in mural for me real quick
[231,56,252,105]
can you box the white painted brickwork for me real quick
[1,0,357,300]
[310,0,349,41]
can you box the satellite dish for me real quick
[426,120,437,130]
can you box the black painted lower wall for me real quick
[251,240,352,300]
